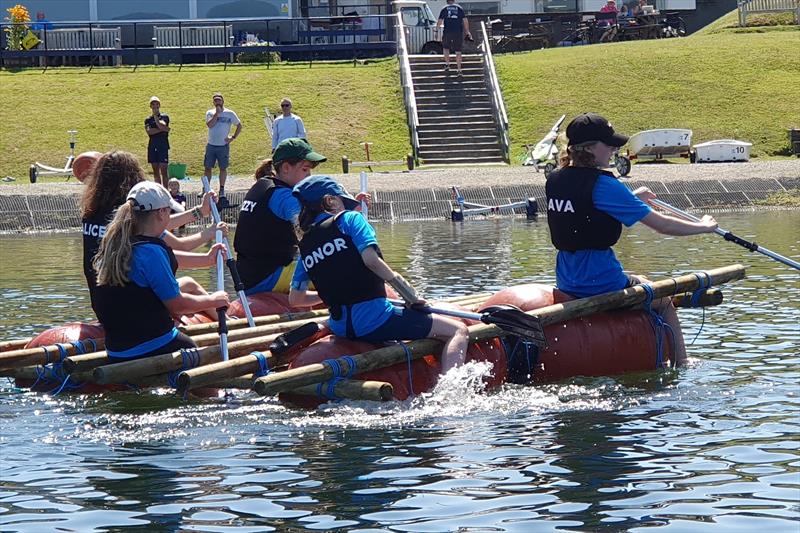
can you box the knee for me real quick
[178,277,203,294]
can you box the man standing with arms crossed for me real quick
[437,0,472,77]
[204,92,242,208]
[272,98,307,152]
[145,96,170,187]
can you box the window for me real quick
[198,0,286,18]
[462,2,500,15]
[98,0,189,20]
[400,7,422,26]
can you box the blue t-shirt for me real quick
[244,187,302,295]
[439,4,466,34]
[555,174,652,298]
[291,211,393,337]
[109,242,180,358]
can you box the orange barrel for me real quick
[20,322,127,393]
[72,151,102,182]
[279,301,508,409]
[482,284,674,383]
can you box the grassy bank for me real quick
[0,60,407,182]
[497,29,800,161]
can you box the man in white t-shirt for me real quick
[271,98,306,151]
[204,92,242,208]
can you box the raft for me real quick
[0,265,745,404]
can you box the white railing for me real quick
[44,27,121,50]
[153,25,234,48]
[738,0,799,26]
[480,21,510,164]
[395,12,420,163]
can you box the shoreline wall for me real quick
[1,177,797,234]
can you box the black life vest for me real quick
[82,206,116,293]
[545,166,623,252]
[234,178,298,289]
[92,236,178,354]
[298,213,385,317]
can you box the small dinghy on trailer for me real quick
[616,128,693,176]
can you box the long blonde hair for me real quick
[93,201,158,287]
[558,140,602,169]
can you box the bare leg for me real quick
[177,276,220,321]
[456,51,462,73]
[157,163,169,187]
[151,164,161,184]
[219,167,227,192]
[428,316,469,373]
[443,47,451,69]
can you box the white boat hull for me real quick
[693,139,752,163]
[628,129,692,159]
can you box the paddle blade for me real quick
[480,305,548,348]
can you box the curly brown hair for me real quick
[80,151,146,219]
[557,141,602,169]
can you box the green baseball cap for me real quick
[273,138,327,164]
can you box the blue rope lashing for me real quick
[324,358,344,379]
[641,284,675,369]
[398,342,415,397]
[70,341,85,355]
[687,272,712,345]
[252,351,271,378]
[50,371,76,396]
[30,364,47,390]
[168,347,203,389]
[341,355,357,379]
[690,272,712,308]
[86,338,97,353]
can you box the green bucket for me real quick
[168,162,188,179]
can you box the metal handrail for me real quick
[480,21,510,163]
[395,12,420,163]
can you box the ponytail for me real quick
[93,201,155,286]
[255,159,275,180]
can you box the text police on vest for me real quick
[303,238,348,269]
[83,223,107,237]
[548,198,575,213]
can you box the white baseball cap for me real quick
[127,181,182,212]
[149,96,161,104]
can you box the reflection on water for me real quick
[0,211,799,531]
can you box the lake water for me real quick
[1,212,799,532]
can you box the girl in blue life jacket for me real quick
[287,176,470,373]
[545,113,719,365]
[92,182,230,362]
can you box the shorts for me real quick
[148,143,169,164]
[442,32,463,52]
[204,143,230,169]
[358,306,433,343]
[107,331,195,363]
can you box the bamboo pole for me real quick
[253,264,746,397]
[61,316,329,374]
[673,288,723,308]
[2,294,489,371]
[0,338,30,352]
[196,374,394,402]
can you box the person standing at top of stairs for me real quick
[436,0,472,77]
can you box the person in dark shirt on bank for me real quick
[436,0,472,77]
[145,96,170,187]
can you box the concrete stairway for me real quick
[409,54,506,166]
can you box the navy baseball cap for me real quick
[566,113,629,147]
[293,176,360,210]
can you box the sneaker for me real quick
[216,195,230,209]
[444,64,450,72]
[457,69,463,78]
